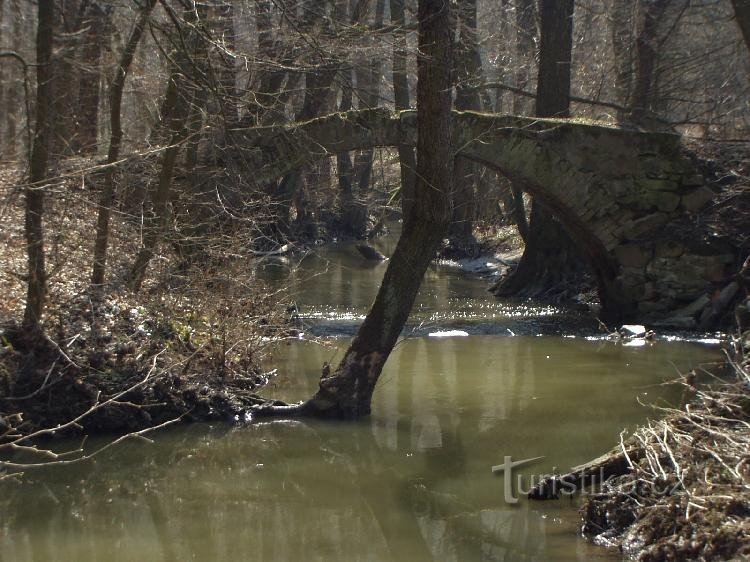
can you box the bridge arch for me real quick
[234,109,727,325]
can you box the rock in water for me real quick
[356,244,387,261]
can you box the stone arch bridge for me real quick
[233,108,732,326]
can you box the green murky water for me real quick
[0,236,723,561]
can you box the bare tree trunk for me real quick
[535,0,574,118]
[390,0,417,221]
[0,2,6,158]
[258,0,454,419]
[22,0,55,332]
[214,0,238,124]
[274,1,337,230]
[609,0,635,113]
[493,0,584,301]
[52,0,88,156]
[628,0,669,126]
[275,62,337,228]
[91,0,158,286]
[449,0,483,250]
[128,5,208,291]
[333,0,374,237]
[493,0,511,113]
[512,0,536,114]
[75,3,109,154]
[504,0,536,242]
[337,69,368,237]
[245,0,280,125]
[352,0,385,194]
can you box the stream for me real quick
[0,232,724,561]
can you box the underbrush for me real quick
[0,159,308,471]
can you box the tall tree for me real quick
[535,0,575,117]
[0,2,7,159]
[609,0,635,113]
[336,0,374,238]
[212,0,238,124]
[91,0,158,286]
[505,0,536,241]
[22,0,55,332]
[449,0,483,251]
[512,0,536,114]
[492,0,583,300]
[335,1,358,233]
[628,0,670,126]
[51,0,89,156]
[128,3,209,291]
[260,0,454,419]
[493,0,512,113]
[74,1,109,154]
[352,0,386,194]
[274,1,337,231]
[390,0,417,221]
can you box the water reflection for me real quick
[1,227,725,560]
[1,337,720,561]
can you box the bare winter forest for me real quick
[1,1,749,560]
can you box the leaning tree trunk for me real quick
[257,0,454,420]
[492,0,584,301]
[91,0,157,286]
[22,0,55,333]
